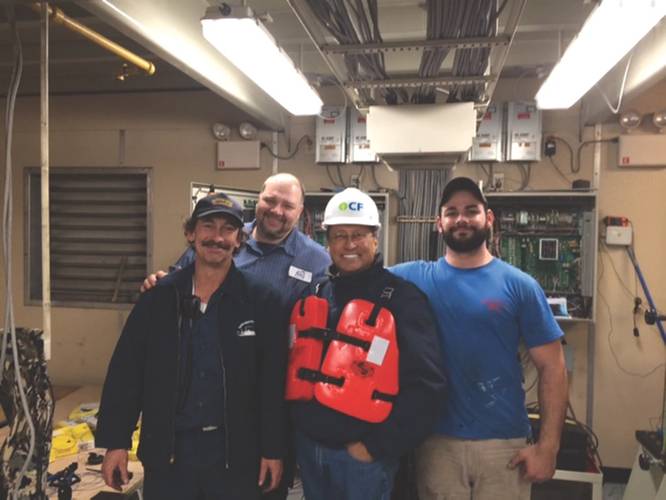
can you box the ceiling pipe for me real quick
[30,2,156,76]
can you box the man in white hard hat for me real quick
[286,188,446,500]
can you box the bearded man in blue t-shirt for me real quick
[391,177,568,500]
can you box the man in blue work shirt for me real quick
[97,192,288,499]
[391,177,567,500]
[145,173,331,312]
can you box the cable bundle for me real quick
[306,0,407,104]
[397,169,450,262]
[307,0,500,104]
[1,6,55,499]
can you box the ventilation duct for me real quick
[366,103,476,169]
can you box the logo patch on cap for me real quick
[212,198,233,208]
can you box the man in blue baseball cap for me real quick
[96,191,289,499]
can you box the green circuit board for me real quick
[498,235,581,294]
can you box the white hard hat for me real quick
[322,188,381,229]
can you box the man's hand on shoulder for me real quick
[140,270,168,292]
[508,443,557,483]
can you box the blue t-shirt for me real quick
[390,257,563,440]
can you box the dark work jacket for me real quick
[96,262,288,477]
[290,256,447,460]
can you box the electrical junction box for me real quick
[486,192,597,320]
[316,106,347,163]
[349,107,377,163]
[618,134,666,167]
[216,140,261,170]
[506,101,542,162]
[605,225,632,246]
[469,103,504,162]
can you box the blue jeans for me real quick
[295,431,399,500]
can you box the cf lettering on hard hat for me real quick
[338,201,363,211]
[323,188,381,229]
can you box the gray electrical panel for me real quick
[506,101,542,162]
[315,106,347,163]
[349,107,377,163]
[486,192,597,320]
[469,103,504,162]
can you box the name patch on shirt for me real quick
[236,320,256,337]
[288,265,312,283]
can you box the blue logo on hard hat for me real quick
[338,201,364,211]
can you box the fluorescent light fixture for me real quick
[536,0,666,109]
[201,5,323,116]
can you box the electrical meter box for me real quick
[469,103,504,162]
[506,101,542,162]
[316,106,347,163]
[349,107,377,163]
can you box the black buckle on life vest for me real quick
[300,328,371,351]
[297,368,345,387]
[371,390,396,403]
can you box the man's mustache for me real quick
[201,240,233,250]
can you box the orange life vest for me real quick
[285,295,399,423]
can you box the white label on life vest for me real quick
[366,336,389,366]
[288,266,312,283]
[288,324,297,348]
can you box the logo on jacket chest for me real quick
[236,320,256,337]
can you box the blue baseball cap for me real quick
[191,192,243,227]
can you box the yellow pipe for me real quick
[31,2,156,75]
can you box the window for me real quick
[25,167,151,307]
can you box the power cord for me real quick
[575,138,619,174]
[598,255,665,378]
[3,6,41,499]
[261,135,312,161]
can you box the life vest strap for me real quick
[297,367,344,387]
[371,389,397,403]
[299,328,371,351]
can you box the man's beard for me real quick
[442,225,490,253]
[256,212,291,241]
